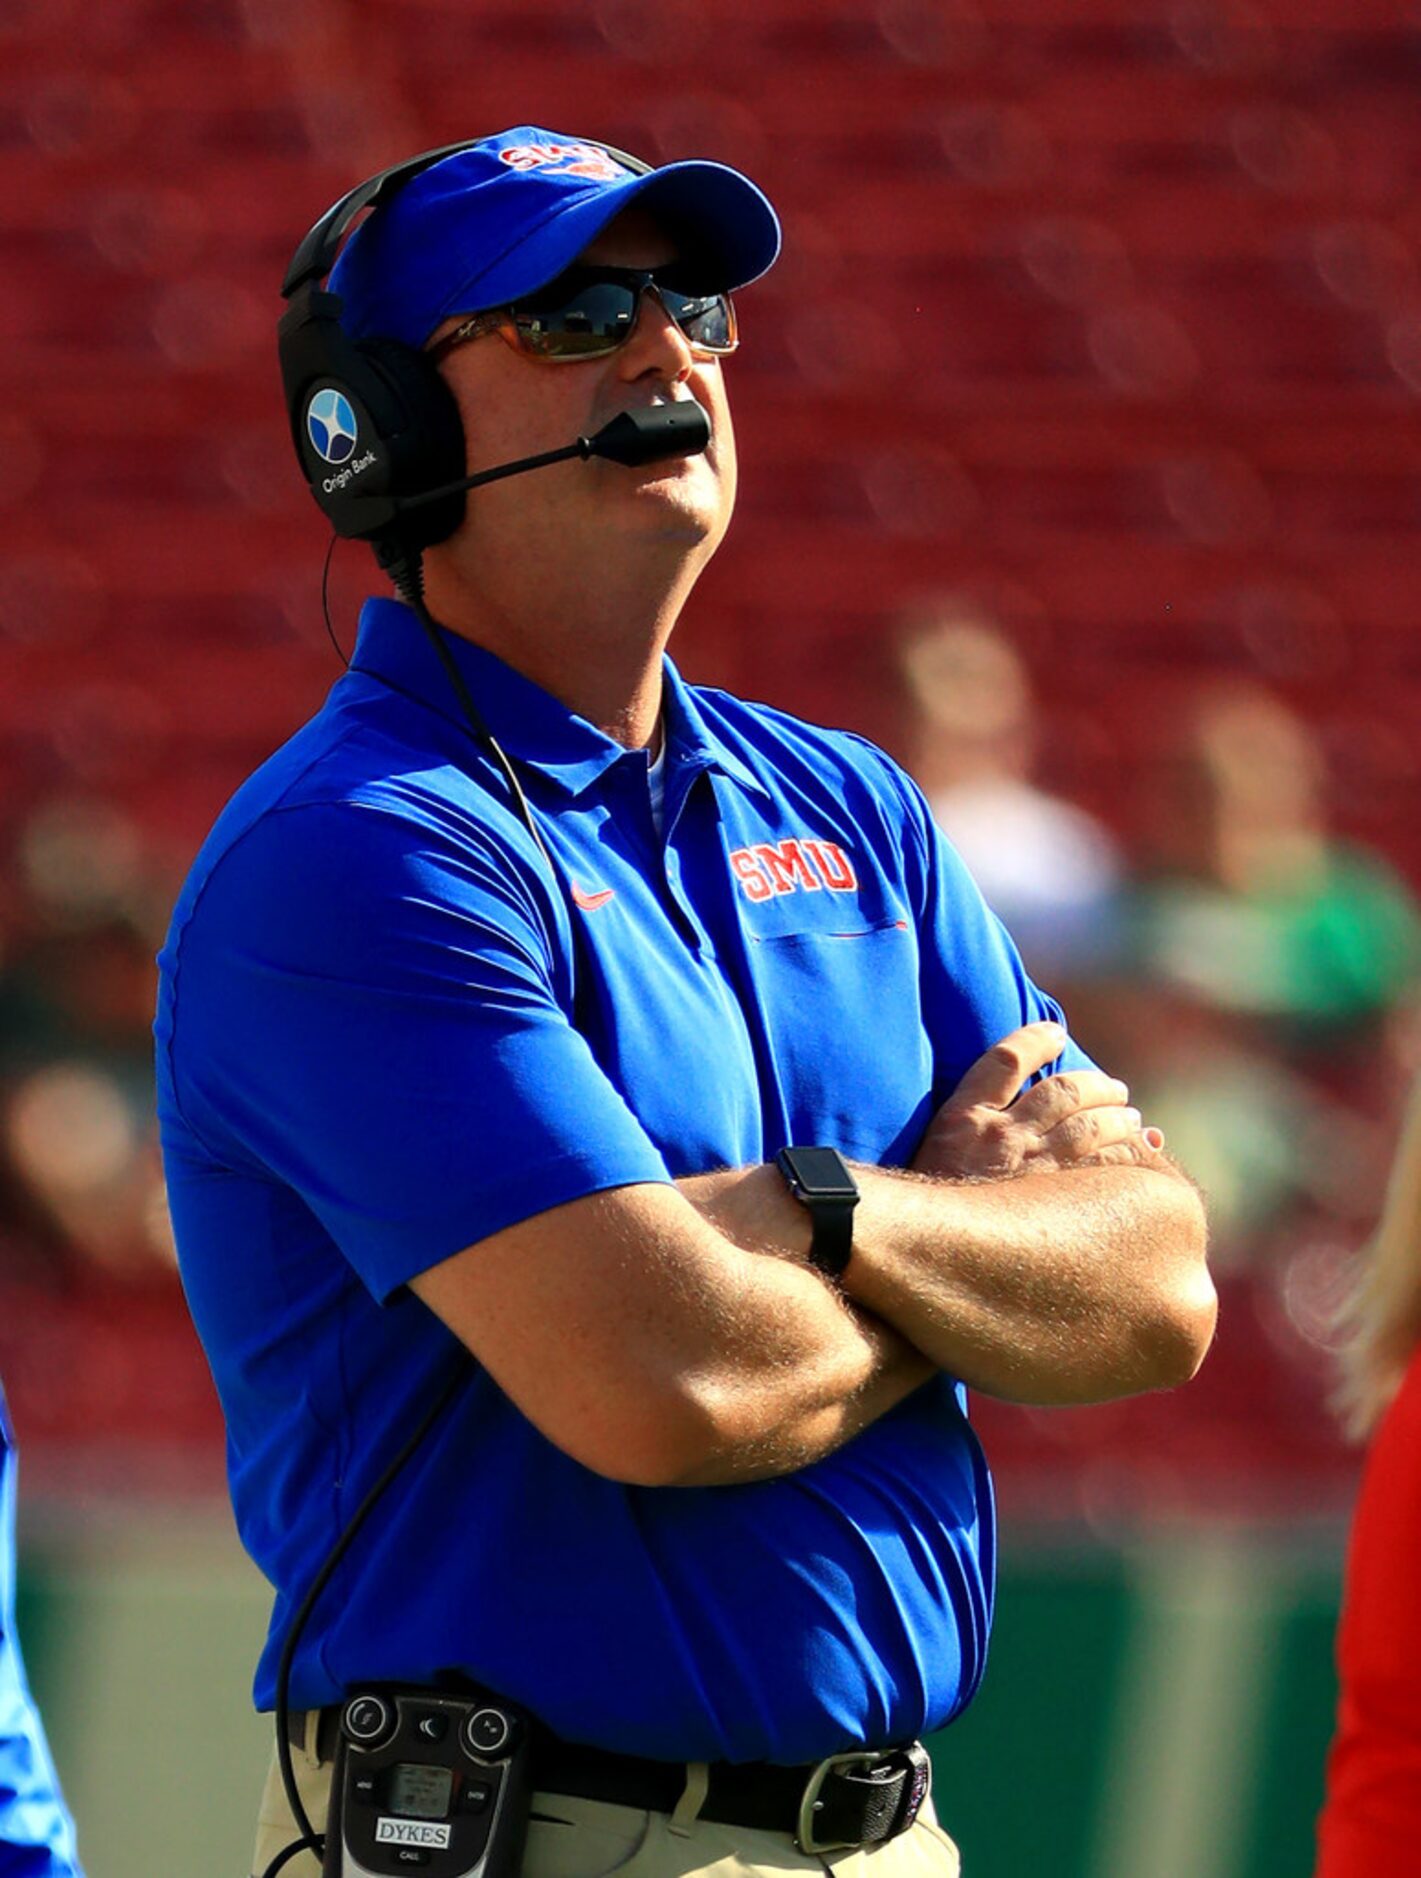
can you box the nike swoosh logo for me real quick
[571,882,616,912]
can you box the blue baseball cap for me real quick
[330,126,781,349]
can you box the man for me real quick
[156,129,1214,1878]
[0,1378,84,1876]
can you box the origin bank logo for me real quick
[306,388,358,464]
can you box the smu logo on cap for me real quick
[500,142,629,182]
[306,388,358,464]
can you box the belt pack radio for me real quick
[323,1685,533,1878]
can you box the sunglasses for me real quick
[427,263,739,365]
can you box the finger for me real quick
[1041,1105,1143,1163]
[948,1022,1068,1112]
[1078,1139,1157,1169]
[1009,1069,1130,1133]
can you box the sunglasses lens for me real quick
[515,280,641,357]
[512,269,736,359]
[662,288,736,353]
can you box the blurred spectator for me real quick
[1316,1077,1421,1875]
[0,799,173,1285]
[1128,683,1421,1055]
[1064,680,1418,1265]
[896,602,1124,976]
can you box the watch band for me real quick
[803,1196,855,1280]
[775,1146,859,1281]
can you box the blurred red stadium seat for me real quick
[4,0,1421,1500]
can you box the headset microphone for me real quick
[589,401,711,466]
[393,401,711,514]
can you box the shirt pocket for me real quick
[747,917,934,1161]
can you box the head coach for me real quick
[154,127,1215,1878]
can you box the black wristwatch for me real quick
[776,1146,860,1280]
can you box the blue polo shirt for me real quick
[156,596,1091,1764]
[0,1385,84,1876]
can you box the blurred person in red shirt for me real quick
[1316,1077,1421,1874]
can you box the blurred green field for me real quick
[18,1513,1342,1878]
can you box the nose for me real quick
[613,285,696,385]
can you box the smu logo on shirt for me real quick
[499,142,629,181]
[728,837,858,903]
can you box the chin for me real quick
[626,462,726,534]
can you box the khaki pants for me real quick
[251,1728,962,1878]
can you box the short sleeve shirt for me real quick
[156,597,1093,1763]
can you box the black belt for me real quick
[288,1710,932,1855]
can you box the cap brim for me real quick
[436,159,781,327]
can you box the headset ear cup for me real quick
[279,287,468,553]
[355,338,469,554]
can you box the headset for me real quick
[277,136,655,570]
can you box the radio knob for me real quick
[343,1693,395,1748]
[462,1706,516,1758]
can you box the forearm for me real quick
[844,1159,1214,1404]
[418,1174,934,1488]
[681,1155,1214,1407]
[666,1169,934,1484]
[671,1023,1212,1415]
[668,1298,935,1487]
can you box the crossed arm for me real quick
[411,1022,1215,1488]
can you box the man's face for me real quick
[426,205,738,609]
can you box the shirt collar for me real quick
[349,597,770,801]
[660,657,770,799]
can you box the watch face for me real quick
[783,1146,859,1200]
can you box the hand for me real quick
[911,1021,1162,1182]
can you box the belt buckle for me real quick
[795,1750,891,1856]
